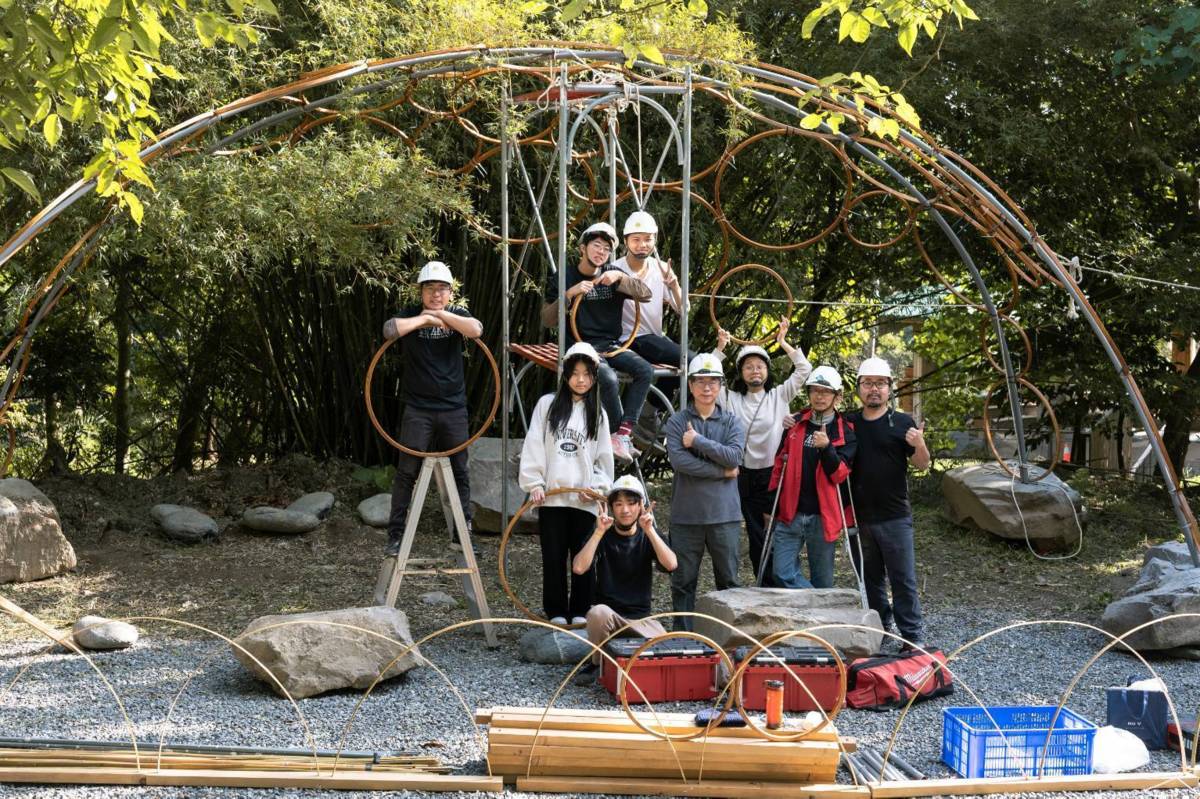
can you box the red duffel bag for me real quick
[846,649,954,710]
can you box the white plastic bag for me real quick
[1092,725,1150,774]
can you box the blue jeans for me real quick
[669,521,741,631]
[597,348,654,430]
[771,513,835,589]
[850,516,924,642]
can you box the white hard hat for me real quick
[417,260,453,285]
[607,474,646,503]
[805,365,844,392]
[735,345,770,369]
[579,221,618,246]
[563,341,601,366]
[857,357,893,380]
[687,353,725,379]
[623,210,658,236]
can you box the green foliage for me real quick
[1113,4,1200,84]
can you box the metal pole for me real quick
[678,66,693,409]
[556,63,569,377]
[607,108,617,231]
[500,89,511,541]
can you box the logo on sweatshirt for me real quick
[556,427,588,456]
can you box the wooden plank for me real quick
[485,707,840,742]
[487,746,836,782]
[490,726,841,756]
[490,758,832,783]
[868,771,1199,798]
[487,741,837,772]
[517,775,868,798]
[0,767,502,792]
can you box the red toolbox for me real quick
[600,637,719,703]
[733,645,842,712]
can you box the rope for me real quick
[1007,465,1085,562]
[687,292,980,310]
[1077,263,1200,292]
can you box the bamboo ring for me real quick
[981,377,1060,481]
[727,629,847,742]
[363,334,500,458]
[841,190,916,250]
[617,630,737,741]
[707,263,794,347]
[979,315,1033,379]
[569,290,641,358]
[497,486,607,630]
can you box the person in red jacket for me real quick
[767,366,856,588]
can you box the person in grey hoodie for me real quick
[664,352,746,632]
[519,342,615,626]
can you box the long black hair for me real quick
[547,354,603,440]
[730,352,775,395]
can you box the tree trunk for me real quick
[112,260,134,474]
[41,393,70,476]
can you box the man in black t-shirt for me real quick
[571,475,677,684]
[845,356,931,652]
[381,261,483,555]
[542,222,652,464]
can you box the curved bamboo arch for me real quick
[0,42,1194,562]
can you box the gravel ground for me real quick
[0,606,1196,799]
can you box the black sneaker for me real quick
[572,663,599,687]
[384,536,401,557]
[449,528,478,555]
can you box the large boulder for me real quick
[942,463,1083,550]
[286,492,336,520]
[241,507,321,535]
[468,437,537,534]
[518,627,594,665]
[694,587,882,658]
[357,494,391,528]
[150,504,218,543]
[73,615,139,650]
[232,606,424,698]
[1101,544,1200,652]
[0,478,76,583]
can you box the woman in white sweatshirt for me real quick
[713,317,811,585]
[519,342,615,626]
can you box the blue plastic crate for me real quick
[941,706,1097,778]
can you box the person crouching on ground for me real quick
[381,261,483,556]
[768,366,856,589]
[665,353,746,631]
[519,342,615,627]
[570,475,677,685]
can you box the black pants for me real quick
[539,506,595,620]
[387,406,471,542]
[739,466,778,586]
[629,334,696,410]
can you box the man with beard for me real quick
[846,356,930,651]
[542,222,652,463]
[571,475,677,685]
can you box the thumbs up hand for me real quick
[812,422,830,450]
[682,421,698,448]
[905,420,926,448]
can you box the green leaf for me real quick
[861,7,888,27]
[638,43,665,65]
[104,0,124,18]
[226,0,244,17]
[193,13,218,47]
[850,17,871,43]
[251,0,278,16]
[43,112,61,147]
[561,0,586,23]
[124,190,144,224]
[519,0,549,12]
[2,167,40,203]
[90,17,123,50]
[799,112,823,130]
[801,8,825,39]
[898,21,917,55]
[686,0,708,16]
[838,11,857,42]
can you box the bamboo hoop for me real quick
[841,190,916,250]
[981,377,1060,481]
[569,290,641,358]
[363,335,500,458]
[706,263,794,347]
[979,314,1033,379]
[497,486,607,630]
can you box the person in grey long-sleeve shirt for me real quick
[665,353,746,631]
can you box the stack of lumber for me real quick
[479,706,861,798]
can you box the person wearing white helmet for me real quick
[767,365,856,589]
[541,221,653,464]
[381,261,483,556]
[569,474,677,685]
[713,317,812,584]
[663,353,746,631]
[845,356,930,652]
[518,341,615,626]
[614,211,694,399]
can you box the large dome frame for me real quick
[0,42,1195,564]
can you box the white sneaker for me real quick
[549,616,568,626]
[571,616,587,625]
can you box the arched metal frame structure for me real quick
[0,43,1196,565]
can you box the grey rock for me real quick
[1101,554,1200,652]
[232,606,424,698]
[694,587,883,658]
[1144,540,1198,569]
[241,506,321,534]
[72,615,138,650]
[150,504,218,543]
[0,478,76,583]
[468,437,538,534]
[420,591,457,608]
[357,494,391,528]
[517,627,593,665]
[286,491,336,520]
[942,463,1084,550]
